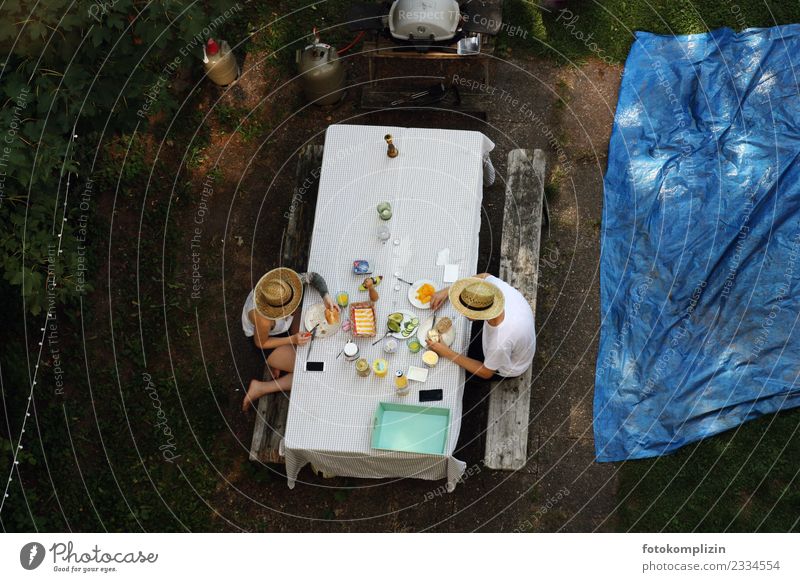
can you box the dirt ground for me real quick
[177,47,624,532]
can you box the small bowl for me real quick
[422,350,439,368]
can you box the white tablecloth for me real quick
[281,124,494,491]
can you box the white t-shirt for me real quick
[241,289,293,338]
[481,275,536,377]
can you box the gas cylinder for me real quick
[296,41,346,105]
[203,38,239,86]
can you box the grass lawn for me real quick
[503,0,800,61]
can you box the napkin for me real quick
[443,264,459,283]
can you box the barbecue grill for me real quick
[348,0,504,52]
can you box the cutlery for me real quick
[306,324,320,359]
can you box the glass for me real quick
[383,338,398,353]
[377,201,392,220]
[355,358,370,377]
[373,358,389,378]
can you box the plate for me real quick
[407,279,437,309]
[417,315,455,347]
[371,402,450,455]
[303,303,340,338]
[387,309,419,339]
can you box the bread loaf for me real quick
[325,308,340,324]
[434,317,452,334]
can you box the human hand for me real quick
[362,277,374,289]
[429,288,449,311]
[292,332,312,346]
[323,294,338,312]
[425,338,450,357]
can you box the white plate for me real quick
[387,309,419,339]
[417,315,455,347]
[407,279,437,309]
[303,303,340,338]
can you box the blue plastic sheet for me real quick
[595,25,800,462]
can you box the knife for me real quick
[306,324,320,360]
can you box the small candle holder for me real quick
[377,201,392,221]
[385,134,398,158]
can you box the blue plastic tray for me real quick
[371,402,450,455]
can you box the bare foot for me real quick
[242,379,262,413]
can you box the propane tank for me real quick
[296,38,346,106]
[203,38,239,86]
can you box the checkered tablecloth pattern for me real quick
[281,124,494,491]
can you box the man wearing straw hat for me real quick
[241,267,337,411]
[427,274,536,380]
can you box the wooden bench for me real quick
[484,149,546,471]
[249,144,324,463]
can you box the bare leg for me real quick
[268,312,300,379]
[268,344,297,373]
[243,345,297,412]
[242,374,293,411]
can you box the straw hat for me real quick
[254,268,303,320]
[448,277,505,320]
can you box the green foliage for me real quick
[0,0,240,316]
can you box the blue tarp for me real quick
[595,25,800,462]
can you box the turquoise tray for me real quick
[371,402,450,455]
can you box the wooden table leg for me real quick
[369,55,375,87]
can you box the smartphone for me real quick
[305,361,325,372]
[419,389,443,402]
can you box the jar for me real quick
[355,358,370,377]
[422,350,439,368]
[343,342,359,362]
[394,370,409,396]
[383,338,398,354]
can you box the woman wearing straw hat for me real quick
[427,274,536,380]
[241,267,337,411]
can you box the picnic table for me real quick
[281,124,494,491]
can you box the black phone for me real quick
[305,361,325,372]
[419,389,443,402]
